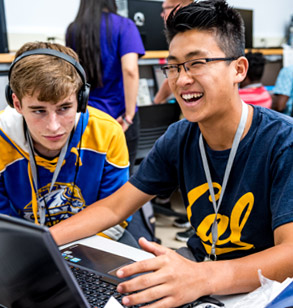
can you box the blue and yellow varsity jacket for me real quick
[0,106,129,237]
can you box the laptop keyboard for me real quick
[70,265,219,308]
[70,265,142,307]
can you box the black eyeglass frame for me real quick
[161,57,239,78]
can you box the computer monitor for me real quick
[127,0,168,51]
[235,8,253,49]
[0,0,9,53]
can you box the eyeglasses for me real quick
[161,57,238,79]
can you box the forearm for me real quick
[122,53,139,120]
[209,243,293,296]
[153,79,172,104]
[50,199,124,246]
[272,94,288,112]
[123,74,138,119]
[50,182,152,246]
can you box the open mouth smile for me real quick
[181,93,203,103]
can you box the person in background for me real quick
[152,0,194,233]
[66,0,145,175]
[272,64,293,116]
[51,1,293,307]
[66,0,157,243]
[0,41,139,247]
[153,0,193,105]
[239,51,272,108]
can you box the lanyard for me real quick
[199,102,248,260]
[26,130,69,225]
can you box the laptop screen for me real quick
[0,215,88,308]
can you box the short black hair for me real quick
[245,52,266,82]
[165,0,245,58]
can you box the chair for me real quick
[135,102,181,164]
[134,102,186,219]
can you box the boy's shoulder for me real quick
[254,105,293,126]
[84,106,126,146]
[252,106,293,150]
[84,106,128,166]
[87,106,121,129]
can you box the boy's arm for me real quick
[153,79,172,104]
[213,222,293,294]
[115,222,293,308]
[116,52,139,131]
[50,182,153,246]
[272,94,289,112]
[272,67,293,112]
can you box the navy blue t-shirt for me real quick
[130,106,293,261]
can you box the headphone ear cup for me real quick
[5,85,14,108]
[77,83,90,113]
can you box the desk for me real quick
[141,49,283,60]
[0,49,285,63]
[61,235,246,308]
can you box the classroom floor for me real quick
[153,190,189,251]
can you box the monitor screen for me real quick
[235,8,253,49]
[0,0,9,53]
[127,0,168,51]
[121,2,253,51]
[0,216,85,307]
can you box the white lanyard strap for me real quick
[27,130,69,225]
[199,102,248,260]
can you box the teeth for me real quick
[182,93,203,100]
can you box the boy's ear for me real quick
[234,56,249,84]
[12,93,23,114]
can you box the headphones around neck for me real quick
[5,48,90,113]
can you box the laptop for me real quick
[0,214,221,308]
[0,214,138,308]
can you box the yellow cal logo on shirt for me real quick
[187,183,254,256]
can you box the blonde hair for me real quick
[10,41,83,103]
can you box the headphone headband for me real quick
[6,48,90,113]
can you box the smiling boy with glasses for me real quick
[51,1,293,307]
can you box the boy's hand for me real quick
[116,237,213,308]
